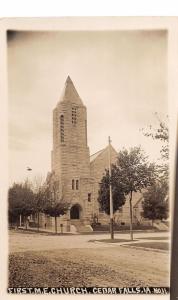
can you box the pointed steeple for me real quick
[66,75,73,84]
[59,76,83,105]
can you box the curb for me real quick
[120,244,168,253]
[13,228,76,236]
[90,239,169,253]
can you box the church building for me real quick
[40,76,145,232]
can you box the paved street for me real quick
[9,230,170,287]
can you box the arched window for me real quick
[60,115,64,142]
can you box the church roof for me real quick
[133,194,143,207]
[90,145,117,163]
[90,148,105,162]
[59,76,83,105]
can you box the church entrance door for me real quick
[70,204,81,219]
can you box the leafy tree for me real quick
[116,147,156,240]
[142,116,169,225]
[44,201,69,234]
[142,115,169,182]
[98,167,126,215]
[8,176,70,233]
[143,120,168,159]
[98,146,155,240]
[43,180,70,233]
[31,176,47,231]
[8,181,35,228]
[142,181,169,226]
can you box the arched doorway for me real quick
[70,204,81,219]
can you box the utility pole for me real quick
[108,136,114,239]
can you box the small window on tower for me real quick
[88,193,91,202]
[60,115,64,142]
[76,180,79,190]
[72,107,77,125]
[72,180,75,190]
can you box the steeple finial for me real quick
[66,75,72,83]
[59,76,83,105]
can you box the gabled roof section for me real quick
[59,76,83,105]
[90,148,105,162]
[133,195,143,207]
[90,145,118,163]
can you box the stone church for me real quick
[39,76,145,232]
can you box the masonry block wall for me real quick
[51,76,94,221]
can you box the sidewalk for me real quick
[17,226,76,235]
[91,237,169,253]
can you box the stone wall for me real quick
[51,81,95,224]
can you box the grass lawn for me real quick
[124,242,169,251]
[8,249,148,287]
[89,238,136,243]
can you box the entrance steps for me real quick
[70,220,93,233]
[153,221,169,231]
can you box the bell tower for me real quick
[51,76,94,222]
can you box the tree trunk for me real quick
[37,212,40,232]
[25,216,27,230]
[19,214,22,227]
[10,218,12,228]
[55,216,57,234]
[152,219,154,228]
[110,218,114,240]
[16,218,18,230]
[129,190,133,241]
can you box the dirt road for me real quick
[8,230,169,287]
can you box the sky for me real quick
[7,30,168,184]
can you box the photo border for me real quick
[1,17,178,300]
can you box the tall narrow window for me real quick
[72,179,75,190]
[72,107,77,125]
[60,115,64,142]
[76,180,79,190]
[88,193,91,202]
